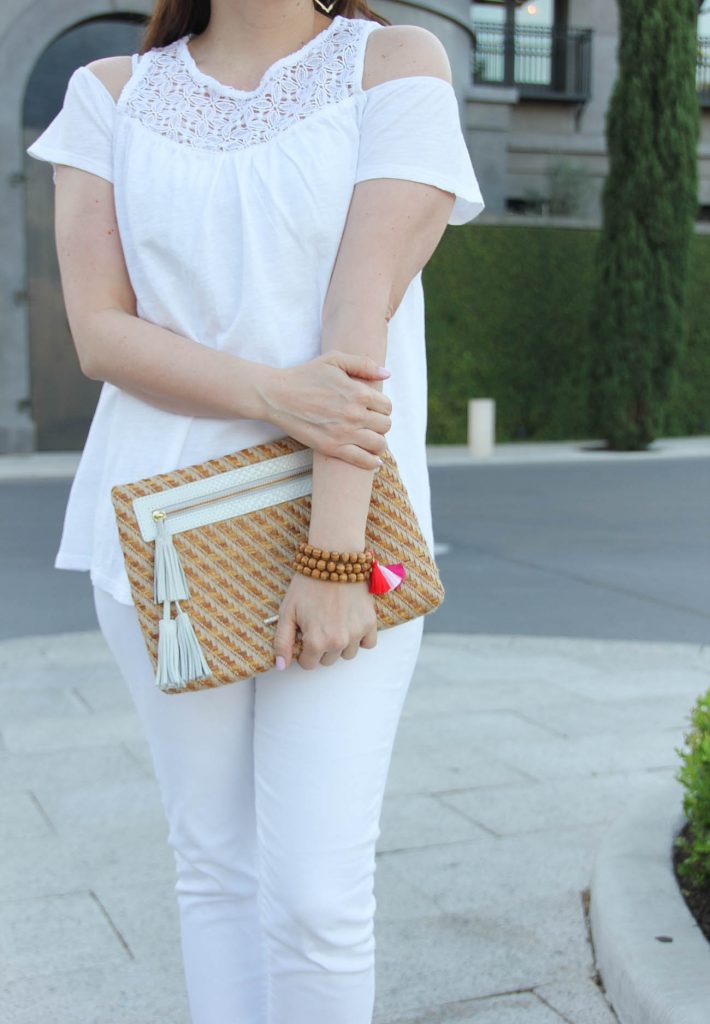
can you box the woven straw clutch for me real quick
[111,434,444,693]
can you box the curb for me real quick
[425,436,710,467]
[590,776,710,1024]
[1,436,710,480]
[0,452,80,480]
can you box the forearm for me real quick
[304,171,446,554]
[308,303,388,551]
[79,307,275,421]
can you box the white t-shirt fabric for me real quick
[26,14,484,606]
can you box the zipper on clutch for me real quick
[151,462,312,525]
[149,459,313,689]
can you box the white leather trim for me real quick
[133,448,314,541]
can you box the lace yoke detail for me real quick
[123,16,368,152]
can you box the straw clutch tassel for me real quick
[111,434,445,693]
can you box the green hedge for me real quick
[675,688,710,890]
[422,223,710,444]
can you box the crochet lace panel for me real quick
[123,16,368,151]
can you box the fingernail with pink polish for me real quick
[275,656,286,671]
[378,366,391,377]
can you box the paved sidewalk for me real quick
[426,435,710,466]
[1,628,706,1023]
[1,434,709,480]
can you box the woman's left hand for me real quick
[272,571,378,670]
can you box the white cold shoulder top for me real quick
[26,14,484,606]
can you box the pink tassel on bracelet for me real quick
[368,557,406,594]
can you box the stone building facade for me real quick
[467,0,710,219]
[3,0,710,452]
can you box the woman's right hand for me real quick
[258,350,393,470]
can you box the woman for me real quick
[27,1,484,1021]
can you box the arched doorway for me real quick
[24,13,145,450]
[0,0,152,454]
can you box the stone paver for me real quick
[1,629,706,1022]
[374,990,586,1024]
[0,891,130,982]
[533,968,620,1024]
[0,959,189,1024]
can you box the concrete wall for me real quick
[506,0,617,218]
[468,0,710,219]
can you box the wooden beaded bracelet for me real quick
[293,542,373,583]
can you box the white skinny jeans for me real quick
[92,583,424,1024]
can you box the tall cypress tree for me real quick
[587,0,699,450]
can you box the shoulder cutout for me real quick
[362,23,452,91]
[85,55,134,104]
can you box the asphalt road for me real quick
[429,456,709,643]
[0,456,708,643]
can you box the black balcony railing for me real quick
[474,24,710,106]
[698,37,710,103]
[472,24,592,102]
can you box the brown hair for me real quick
[140,1,390,53]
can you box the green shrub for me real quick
[675,688,710,889]
[546,157,593,217]
[423,223,596,444]
[663,232,710,436]
[423,224,710,445]
[586,0,699,450]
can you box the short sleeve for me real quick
[26,66,115,186]
[354,75,485,226]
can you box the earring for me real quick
[314,0,338,12]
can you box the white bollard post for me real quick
[468,398,496,458]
